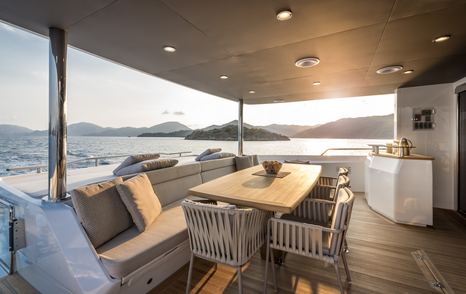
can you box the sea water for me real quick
[0,136,389,176]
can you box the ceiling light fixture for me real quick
[313,81,321,86]
[295,57,320,68]
[163,46,176,52]
[376,65,403,75]
[276,9,293,21]
[219,75,229,80]
[403,70,414,74]
[248,90,256,94]
[432,35,451,43]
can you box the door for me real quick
[458,91,466,214]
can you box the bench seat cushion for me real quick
[97,202,188,278]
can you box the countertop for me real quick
[370,152,434,161]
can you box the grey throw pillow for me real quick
[114,158,178,176]
[195,148,222,161]
[113,153,160,175]
[71,178,133,248]
[200,152,235,161]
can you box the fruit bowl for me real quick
[262,160,283,175]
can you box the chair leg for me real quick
[270,248,278,292]
[344,238,349,253]
[237,266,243,294]
[186,253,194,294]
[342,252,352,283]
[264,241,270,293]
[334,262,344,294]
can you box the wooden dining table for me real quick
[189,163,322,214]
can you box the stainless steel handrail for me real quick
[6,151,193,173]
[320,147,374,156]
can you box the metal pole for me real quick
[238,99,244,156]
[48,28,68,202]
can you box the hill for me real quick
[0,124,34,136]
[68,122,105,136]
[86,121,191,137]
[258,123,317,137]
[185,125,290,141]
[294,114,394,139]
[202,120,254,131]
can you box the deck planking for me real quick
[1,194,464,294]
[152,194,466,294]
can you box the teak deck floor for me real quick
[1,194,465,294]
[152,194,466,294]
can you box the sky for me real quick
[0,21,394,130]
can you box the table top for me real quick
[189,163,322,213]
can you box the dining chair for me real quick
[181,199,268,294]
[309,174,350,201]
[316,167,349,186]
[264,187,355,294]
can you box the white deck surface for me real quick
[1,157,197,198]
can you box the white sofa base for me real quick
[120,240,190,293]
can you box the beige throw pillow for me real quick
[117,174,162,232]
[71,178,133,248]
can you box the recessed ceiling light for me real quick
[295,57,320,68]
[403,70,414,74]
[273,99,284,103]
[248,90,256,94]
[163,46,176,52]
[219,75,229,80]
[276,9,293,21]
[313,81,321,86]
[432,35,451,43]
[376,65,403,75]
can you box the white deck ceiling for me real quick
[1,0,465,103]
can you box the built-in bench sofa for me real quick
[74,157,244,293]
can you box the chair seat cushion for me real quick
[97,202,188,278]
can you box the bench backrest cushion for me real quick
[200,157,236,183]
[71,177,133,247]
[145,163,202,206]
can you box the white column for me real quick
[48,28,68,202]
[238,99,244,156]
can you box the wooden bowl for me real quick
[262,160,283,174]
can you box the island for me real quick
[138,130,193,137]
[185,125,290,141]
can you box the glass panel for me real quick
[459,91,466,214]
[0,201,10,273]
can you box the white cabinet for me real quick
[365,154,433,226]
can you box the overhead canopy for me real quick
[1,0,466,104]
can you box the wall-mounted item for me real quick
[412,108,436,130]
